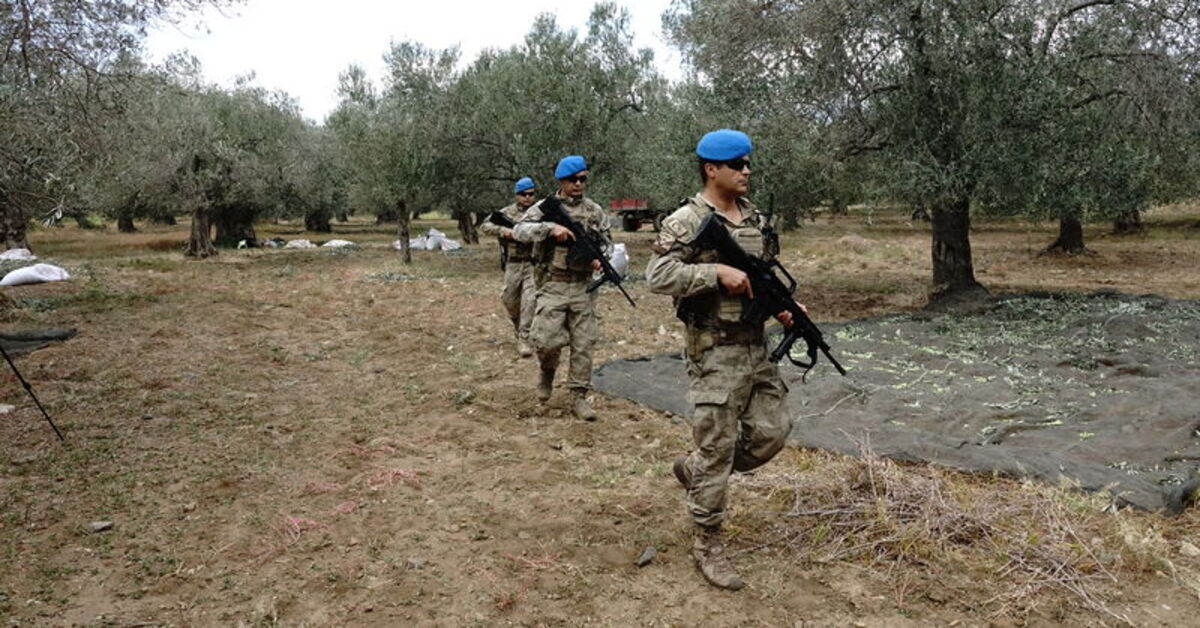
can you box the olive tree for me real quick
[0,0,237,249]
[666,0,1200,302]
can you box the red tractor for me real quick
[609,198,666,232]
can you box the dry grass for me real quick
[733,443,1200,624]
[1,208,1199,625]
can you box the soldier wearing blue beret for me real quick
[646,129,808,590]
[513,155,612,421]
[480,176,540,357]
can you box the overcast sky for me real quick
[144,0,683,123]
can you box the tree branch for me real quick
[1040,0,1123,57]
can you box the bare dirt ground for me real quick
[2,207,1200,626]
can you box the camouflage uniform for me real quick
[479,203,537,346]
[513,195,611,394]
[646,193,792,528]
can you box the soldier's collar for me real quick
[557,193,584,207]
[695,193,754,224]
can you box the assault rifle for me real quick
[538,195,636,308]
[690,213,846,378]
[487,210,516,271]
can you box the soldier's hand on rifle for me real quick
[501,227,515,240]
[716,264,754,299]
[551,224,575,243]
[590,259,602,272]
[774,302,808,328]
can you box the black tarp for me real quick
[594,293,1200,512]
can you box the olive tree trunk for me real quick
[213,205,257,247]
[0,193,30,251]
[305,207,332,233]
[1113,209,1143,235]
[184,206,217,258]
[396,200,412,264]
[456,211,479,244]
[930,197,986,302]
[1043,213,1089,255]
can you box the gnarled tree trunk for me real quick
[930,197,986,303]
[0,192,30,251]
[117,215,137,233]
[376,205,399,224]
[911,202,930,222]
[185,206,216,258]
[305,207,332,233]
[1043,213,1089,255]
[213,204,257,247]
[456,211,479,244]
[1113,209,1143,235]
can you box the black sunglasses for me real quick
[562,174,588,183]
[516,191,536,197]
[714,158,751,171]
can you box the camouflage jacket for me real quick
[646,192,779,327]
[479,203,534,260]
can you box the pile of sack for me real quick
[397,228,462,252]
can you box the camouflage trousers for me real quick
[680,341,792,528]
[530,278,598,391]
[501,262,537,341]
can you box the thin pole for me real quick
[0,342,64,441]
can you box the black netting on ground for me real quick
[595,292,1200,512]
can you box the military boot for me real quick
[536,368,554,402]
[517,339,533,359]
[692,525,744,591]
[673,455,692,490]
[570,389,597,422]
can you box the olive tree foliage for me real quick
[666,0,1200,301]
[329,4,665,256]
[442,4,661,213]
[92,66,316,257]
[0,0,238,250]
[967,1,1200,252]
[328,43,459,263]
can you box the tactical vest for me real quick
[547,197,603,274]
[676,198,777,329]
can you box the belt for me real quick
[548,269,592,283]
[712,324,765,347]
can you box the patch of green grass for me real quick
[17,282,156,314]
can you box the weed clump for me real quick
[738,445,1200,621]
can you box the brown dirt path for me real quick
[1,209,1199,626]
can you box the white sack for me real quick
[0,263,71,286]
[0,248,36,261]
[322,239,356,248]
[284,239,317,249]
[609,243,629,277]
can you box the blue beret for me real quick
[696,129,753,161]
[554,155,588,179]
[514,177,536,193]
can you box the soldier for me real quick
[646,129,803,590]
[513,155,611,421]
[480,177,539,358]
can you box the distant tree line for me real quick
[3,1,1199,301]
